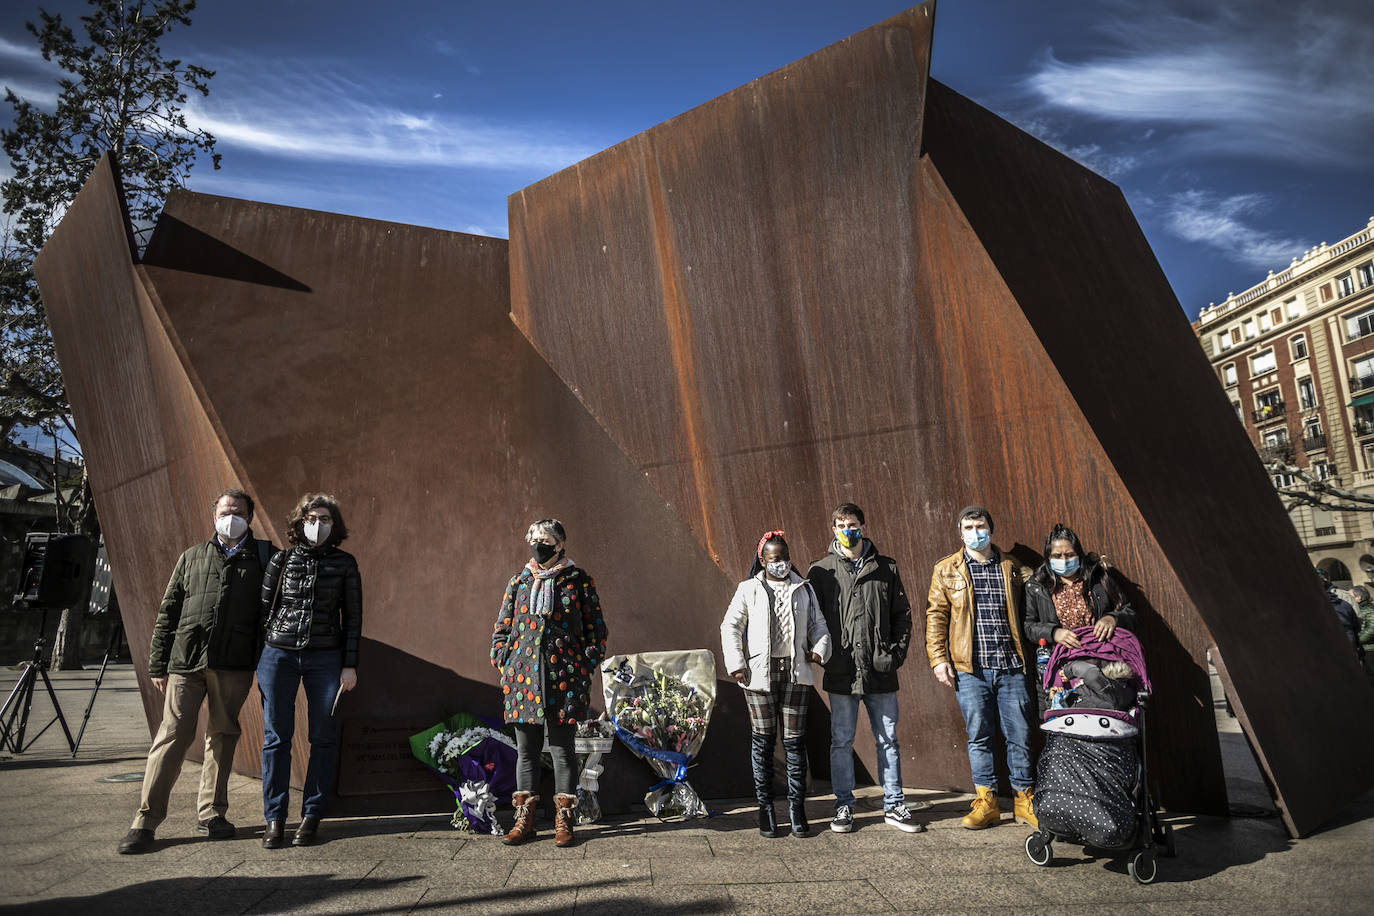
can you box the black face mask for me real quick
[532,542,559,565]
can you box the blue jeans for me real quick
[953,664,1035,791]
[828,691,903,810]
[258,646,342,821]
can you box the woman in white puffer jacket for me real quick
[720,530,832,839]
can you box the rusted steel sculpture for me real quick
[508,3,1374,835]
[35,3,1373,834]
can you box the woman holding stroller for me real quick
[1023,524,1137,709]
[721,531,831,838]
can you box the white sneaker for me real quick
[885,803,926,833]
[830,804,854,833]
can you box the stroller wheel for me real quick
[1128,850,1158,885]
[1025,832,1052,866]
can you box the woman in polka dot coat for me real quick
[490,519,607,846]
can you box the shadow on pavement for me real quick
[0,876,725,915]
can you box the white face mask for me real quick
[765,560,791,579]
[303,520,332,546]
[215,514,248,540]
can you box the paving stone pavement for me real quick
[2,663,1370,914]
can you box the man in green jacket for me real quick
[118,488,273,854]
[808,503,922,834]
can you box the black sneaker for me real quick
[830,805,854,833]
[117,828,155,854]
[884,803,926,833]
[196,815,236,839]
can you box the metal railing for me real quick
[1252,403,1286,423]
[1301,434,1327,452]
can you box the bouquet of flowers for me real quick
[602,649,716,819]
[410,712,517,834]
[568,718,617,824]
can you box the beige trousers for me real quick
[131,668,254,830]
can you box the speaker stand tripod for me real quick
[0,608,77,755]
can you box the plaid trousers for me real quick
[743,657,809,738]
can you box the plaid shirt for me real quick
[965,549,1021,672]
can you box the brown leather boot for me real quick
[553,792,577,847]
[502,791,539,845]
[1013,787,1038,828]
[960,785,1001,829]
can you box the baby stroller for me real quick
[1023,628,1176,884]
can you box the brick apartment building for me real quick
[1193,216,1374,585]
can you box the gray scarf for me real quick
[527,556,574,617]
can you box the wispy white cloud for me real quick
[184,57,595,172]
[0,76,57,106]
[1012,115,1139,179]
[1160,190,1312,271]
[0,33,45,65]
[1024,1,1374,169]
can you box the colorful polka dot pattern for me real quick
[490,566,607,726]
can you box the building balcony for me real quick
[1260,443,1293,463]
[1352,375,1374,393]
[1357,419,1374,438]
[1252,402,1285,424]
[1301,433,1327,452]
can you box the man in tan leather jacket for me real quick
[925,505,1038,830]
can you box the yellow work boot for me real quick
[1013,787,1038,828]
[961,785,1001,829]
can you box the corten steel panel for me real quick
[507,1,1370,830]
[920,79,1374,836]
[33,157,245,737]
[132,192,744,810]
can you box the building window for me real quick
[1258,312,1272,333]
[1231,327,1242,345]
[1346,306,1374,341]
[1256,388,1282,411]
[1303,418,1324,449]
[1321,283,1334,303]
[1313,507,1336,537]
[1298,377,1316,409]
[1314,461,1336,481]
[1359,261,1374,289]
[1250,350,1277,375]
[1233,401,1243,422]
[1354,356,1374,392]
[1270,307,1283,326]
[1218,332,1231,351]
[1222,363,1238,387]
[1263,427,1289,447]
[1273,472,1296,487]
[1290,334,1308,360]
[1338,274,1356,298]
[1357,404,1374,436]
[1286,297,1302,319]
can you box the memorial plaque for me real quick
[336,719,439,796]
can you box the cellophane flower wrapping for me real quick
[602,649,716,820]
[572,718,617,824]
[409,713,517,834]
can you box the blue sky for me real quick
[3,0,1372,320]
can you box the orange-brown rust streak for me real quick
[643,136,722,568]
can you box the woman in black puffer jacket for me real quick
[257,493,362,849]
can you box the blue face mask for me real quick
[836,527,863,549]
[1049,556,1081,577]
[962,528,990,551]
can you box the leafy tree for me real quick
[1,0,220,667]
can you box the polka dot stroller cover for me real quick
[1034,628,1150,850]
